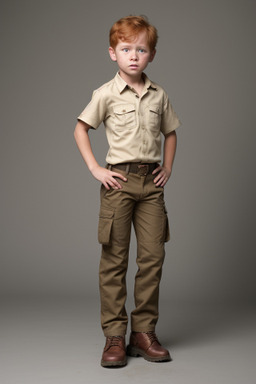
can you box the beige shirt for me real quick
[78,72,181,165]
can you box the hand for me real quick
[91,165,127,190]
[152,165,172,187]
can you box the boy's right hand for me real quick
[91,165,127,190]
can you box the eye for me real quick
[138,48,145,53]
[122,48,129,52]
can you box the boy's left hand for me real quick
[152,165,172,187]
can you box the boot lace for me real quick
[107,336,123,347]
[145,331,159,344]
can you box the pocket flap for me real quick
[113,104,135,115]
[99,208,114,219]
[149,104,161,114]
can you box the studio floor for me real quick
[1,298,255,384]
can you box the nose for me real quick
[130,50,138,60]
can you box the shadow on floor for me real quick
[157,301,256,348]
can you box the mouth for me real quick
[129,64,138,68]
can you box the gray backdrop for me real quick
[1,0,256,305]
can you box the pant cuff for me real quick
[103,329,127,337]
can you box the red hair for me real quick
[109,16,158,52]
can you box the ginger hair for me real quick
[109,16,158,51]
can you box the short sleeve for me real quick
[160,96,181,136]
[77,89,107,129]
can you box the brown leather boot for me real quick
[101,336,127,367]
[127,331,171,362]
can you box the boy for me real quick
[74,16,181,367]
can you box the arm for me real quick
[74,120,127,190]
[152,130,177,187]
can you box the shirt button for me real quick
[122,109,126,113]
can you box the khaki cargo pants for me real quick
[98,166,170,337]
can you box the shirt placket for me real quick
[136,90,148,162]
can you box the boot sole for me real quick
[127,345,171,362]
[101,358,127,368]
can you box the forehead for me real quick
[118,30,150,46]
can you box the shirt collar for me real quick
[114,72,128,93]
[142,73,158,91]
[114,72,158,94]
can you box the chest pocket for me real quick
[148,104,162,129]
[113,104,136,129]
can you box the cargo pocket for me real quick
[148,104,162,130]
[164,207,170,242]
[113,104,136,129]
[98,208,114,245]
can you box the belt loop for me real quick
[125,163,130,175]
[107,164,112,171]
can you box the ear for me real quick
[149,49,156,63]
[108,47,117,62]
